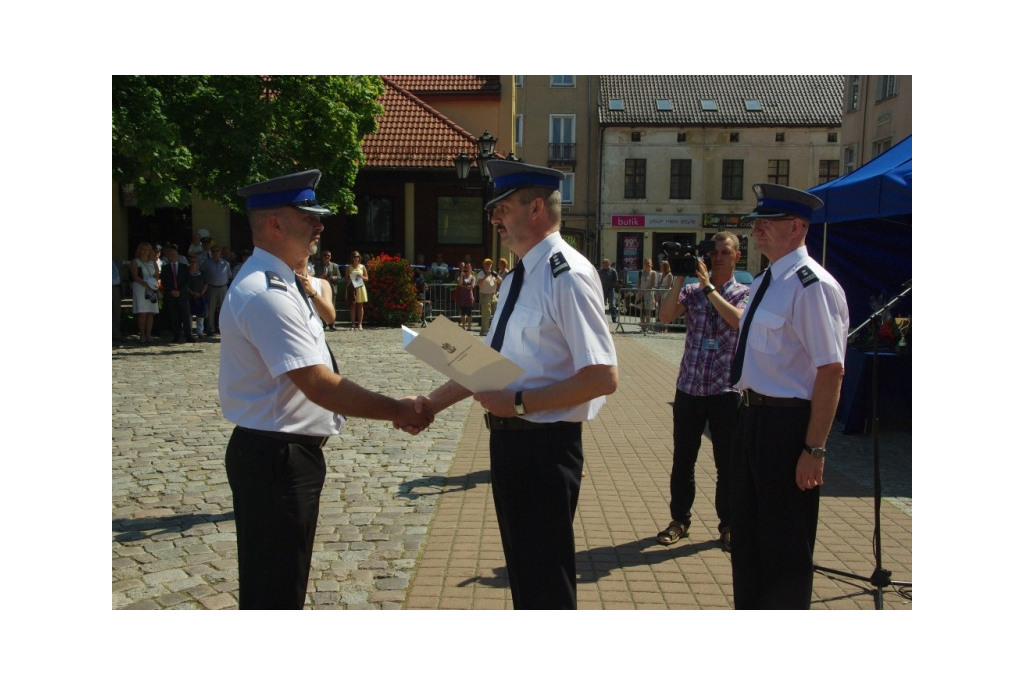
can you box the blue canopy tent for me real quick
[806,135,912,326]
[805,135,912,432]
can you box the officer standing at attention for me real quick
[410,160,618,609]
[220,169,432,610]
[730,183,849,609]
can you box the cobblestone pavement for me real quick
[112,322,911,610]
[112,327,463,610]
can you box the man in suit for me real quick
[314,250,342,329]
[160,244,194,343]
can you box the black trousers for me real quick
[730,402,819,609]
[164,292,191,339]
[490,422,583,609]
[670,389,739,531]
[226,427,327,609]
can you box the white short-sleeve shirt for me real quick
[218,247,344,436]
[485,233,617,423]
[734,246,849,399]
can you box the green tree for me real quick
[112,75,385,215]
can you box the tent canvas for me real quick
[805,135,912,327]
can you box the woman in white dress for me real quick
[130,242,159,343]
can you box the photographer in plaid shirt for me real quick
[655,231,749,551]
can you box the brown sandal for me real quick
[656,521,690,546]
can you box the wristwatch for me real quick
[514,391,527,416]
[804,444,827,459]
[702,284,716,295]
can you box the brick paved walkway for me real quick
[112,324,911,609]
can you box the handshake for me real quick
[393,395,435,436]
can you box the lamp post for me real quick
[453,130,503,263]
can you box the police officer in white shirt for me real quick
[729,183,850,609]
[221,169,432,609]
[410,160,618,609]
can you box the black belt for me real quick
[740,389,810,408]
[237,426,330,448]
[484,413,577,431]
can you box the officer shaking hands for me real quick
[220,169,431,609]
[408,159,618,609]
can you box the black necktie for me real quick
[730,267,772,386]
[172,263,178,289]
[489,260,525,352]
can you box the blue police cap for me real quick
[744,183,823,220]
[237,169,332,216]
[485,160,565,210]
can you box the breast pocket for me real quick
[504,305,544,356]
[751,310,785,355]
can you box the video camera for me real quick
[662,240,716,276]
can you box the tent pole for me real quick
[822,222,828,267]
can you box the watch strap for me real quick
[514,390,526,416]
[702,284,715,295]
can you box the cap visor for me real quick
[485,187,518,211]
[294,204,333,217]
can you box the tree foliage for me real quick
[112,75,385,215]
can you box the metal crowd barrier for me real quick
[611,286,686,335]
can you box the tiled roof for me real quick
[599,75,843,126]
[362,77,480,170]
[384,75,501,94]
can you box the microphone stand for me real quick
[813,280,912,609]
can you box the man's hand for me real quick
[695,258,710,288]
[393,396,434,435]
[795,450,824,490]
[473,389,515,417]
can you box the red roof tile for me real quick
[362,77,482,170]
[383,75,500,94]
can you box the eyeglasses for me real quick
[351,255,360,259]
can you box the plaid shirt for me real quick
[675,278,749,396]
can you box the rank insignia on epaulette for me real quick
[796,266,819,288]
[266,271,289,291]
[550,252,571,278]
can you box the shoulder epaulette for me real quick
[550,252,571,278]
[266,271,289,291]
[796,265,819,288]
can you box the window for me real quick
[828,132,838,143]
[775,132,785,142]
[551,75,575,87]
[515,114,523,148]
[354,196,393,242]
[744,99,762,111]
[873,138,893,158]
[818,160,840,184]
[437,196,483,245]
[656,99,672,111]
[670,159,692,200]
[721,160,743,200]
[844,144,858,174]
[561,173,575,205]
[609,98,624,111]
[677,132,686,143]
[700,99,717,111]
[625,159,646,199]
[729,132,740,143]
[847,76,860,112]
[514,75,523,87]
[876,75,898,101]
[549,115,576,163]
[631,132,641,142]
[768,159,790,186]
